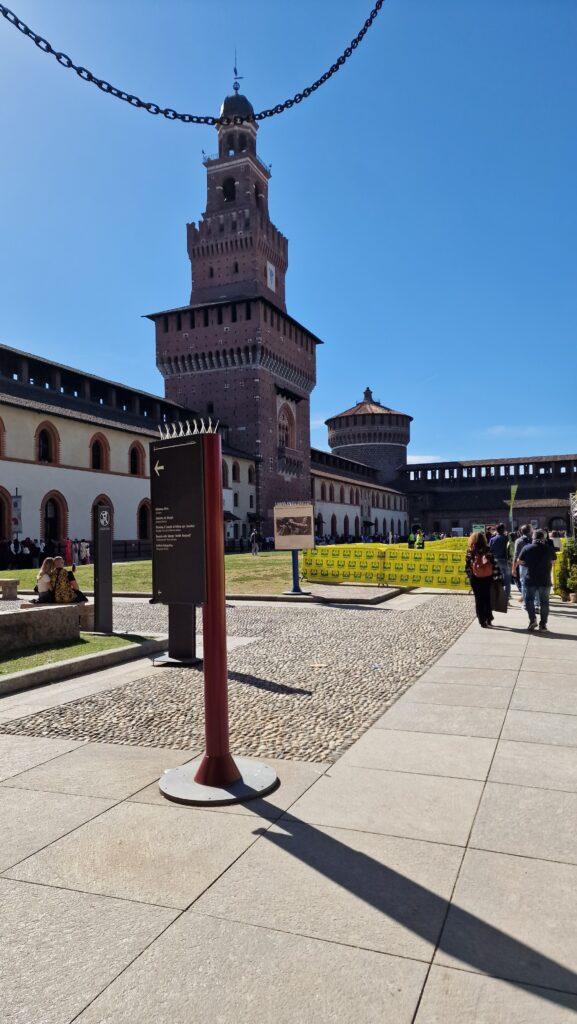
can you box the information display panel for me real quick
[150,437,206,605]
[273,502,315,551]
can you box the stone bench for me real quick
[0,579,19,601]
[0,604,81,658]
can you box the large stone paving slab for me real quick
[0,734,82,783]
[415,965,577,1022]
[374,701,506,738]
[5,800,261,909]
[337,728,496,780]
[0,878,177,1024]
[419,665,518,686]
[489,739,577,792]
[512,683,577,716]
[194,820,463,961]
[502,709,577,747]
[436,848,577,992]
[0,596,475,762]
[0,786,113,872]
[286,764,483,845]
[74,911,428,1024]
[470,782,577,864]
[4,741,193,800]
[400,681,513,709]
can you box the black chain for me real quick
[0,1,385,125]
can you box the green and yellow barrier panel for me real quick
[302,543,469,590]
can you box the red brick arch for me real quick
[35,421,61,465]
[40,490,69,542]
[0,485,12,541]
[89,432,111,472]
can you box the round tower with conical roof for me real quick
[326,388,412,482]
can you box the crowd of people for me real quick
[0,537,91,571]
[465,523,559,631]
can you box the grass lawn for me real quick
[0,632,153,675]
[1,551,294,596]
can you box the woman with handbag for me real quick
[465,532,502,628]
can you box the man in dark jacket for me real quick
[489,523,511,600]
[518,529,556,631]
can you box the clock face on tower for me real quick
[266,261,276,293]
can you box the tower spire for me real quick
[233,49,243,94]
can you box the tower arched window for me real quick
[329,485,335,503]
[226,132,235,155]
[339,486,345,503]
[234,261,239,274]
[278,404,295,450]
[330,514,337,537]
[321,483,327,502]
[239,133,247,151]
[222,461,229,489]
[232,461,240,483]
[222,177,236,203]
[248,465,255,485]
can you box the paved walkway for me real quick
[1,597,577,1021]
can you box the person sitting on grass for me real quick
[51,556,88,604]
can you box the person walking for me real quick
[465,531,502,628]
[414,529,425,549]
[513,524,532,607]
[518,529,556,631]
[250,529,259,556]
[489,523,511,601]
[407,530,416,549]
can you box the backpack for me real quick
[471,553,493,578]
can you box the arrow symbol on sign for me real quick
[154,460,165,477]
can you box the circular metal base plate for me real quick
[153,653,202,667]
[159,756,279,806]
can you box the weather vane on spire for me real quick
[233,49,243,94]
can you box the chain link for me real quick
[0,1,385,126]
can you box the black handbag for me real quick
[490,580,508,614]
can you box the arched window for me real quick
[278,404,295,449]
[248,465,255,485]
[0,416,5,459]
[226,132,235,155]
[339,486,345,503]
[330,514,337,537]
[222,461,229,488]
[129,442,145,476]
[137,500,151,540]
[90,433,110,472]
[0,486,11,542]
[40,490,68,543]
[222,177,236,202]
[398,518,402,536]
[320,483,327,501]
[354,515,360,538]
[232,461,240,483]
[329,485,335,503]
[355,489,360,506]
[92,495,114,540]
[349,488,354,504]
[344,514,350,539]
[374,518,379,534]
[233,492,239,508]
[36,422,59,464]
[239,133,247,151]
[315,513,323,536]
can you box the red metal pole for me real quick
[194,433,241,787]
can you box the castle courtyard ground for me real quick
[1,593,577,1021]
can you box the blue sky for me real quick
[1,0,575,461]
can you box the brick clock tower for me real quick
[148,87,322,532]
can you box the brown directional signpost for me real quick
[151,424,278,805]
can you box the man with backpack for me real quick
[518,530,556,631]
[489,523,511,601]
[513,524,533,608]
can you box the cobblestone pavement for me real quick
[0,595,475,762]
